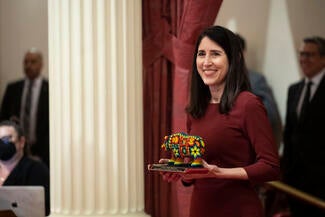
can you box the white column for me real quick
[48,0,148,216]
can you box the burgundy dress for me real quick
[187,91,280,217]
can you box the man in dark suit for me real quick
[282,36,325,217]
[0,48,49,168]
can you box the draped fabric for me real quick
[142,1,223,217]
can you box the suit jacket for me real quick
[282,75,325,198]
[0,79,49,167]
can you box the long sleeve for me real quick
[242,96,280,184]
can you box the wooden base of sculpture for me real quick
[148,164,209,174]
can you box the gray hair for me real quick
[25,47,43,61]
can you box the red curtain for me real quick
[143,1,223,217]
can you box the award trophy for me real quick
[148,132,209,174]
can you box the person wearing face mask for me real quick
[0,120,49,216]
[0,48,49,168]
[159,26,280,217]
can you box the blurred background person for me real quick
[0,48,49,168]
[237,34,282,148]
[282,36,325,217]
[237,33,286,217]
[0,120,50,216]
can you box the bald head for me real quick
[24,48,43,80]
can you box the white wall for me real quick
[216,0,325,122]
[0,0,48,101]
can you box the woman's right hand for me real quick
[158,158,182,182]
[160,171,182,182]
[158,158,170,164]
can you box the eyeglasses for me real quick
[299,51,319,58]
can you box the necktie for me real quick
[24,80,34,142]
[300,81,312,120]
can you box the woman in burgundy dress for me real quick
[160,26,280,217]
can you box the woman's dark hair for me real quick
[186,25,250,118]
[0,120,30,155]
[0,120,24,138]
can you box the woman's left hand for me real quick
[202,159,220,175]
[181,159,220,180]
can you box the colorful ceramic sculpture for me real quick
[161,132,205,167]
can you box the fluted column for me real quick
[48,0,148,216]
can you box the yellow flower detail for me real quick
[191,146,201,159]
[173,148,180,157]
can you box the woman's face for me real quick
[196,36,229,87]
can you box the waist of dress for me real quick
[194,178,254,190]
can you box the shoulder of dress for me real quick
[237,91,259,102]
[235,91,264,111]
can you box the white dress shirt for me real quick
[297,68,325,116]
